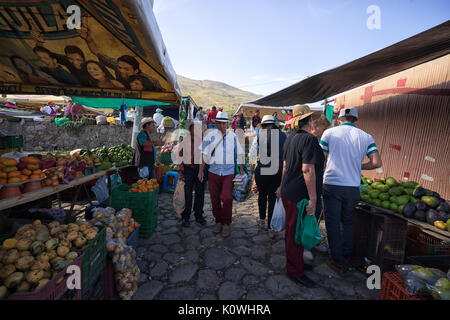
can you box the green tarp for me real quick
[325,105,334,124]
[71,97,173,109]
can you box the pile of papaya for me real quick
[361,176,450,233]
[0,157,45,185]
[130,179,159,193]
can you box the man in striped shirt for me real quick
[320,107,382,274]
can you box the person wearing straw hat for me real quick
[133,117,164,179]
[320,107,382,274]
[275,104,323,288]
[199,111,245,237]
[252,115,287,236]
[153,107,164,127]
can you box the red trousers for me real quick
[208,172,234,225]
[282,197,305,278]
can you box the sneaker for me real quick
[288,275,317,288]
[182,220,190,228]
[314,244,328,253]
[195,217,207,226]
[326,258,346,275]
[303,250,314,261]
[213,223,222,233]
[221,224,230,237]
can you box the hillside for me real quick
[177,75,262,115]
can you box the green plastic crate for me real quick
[80,224,106,296]
[110,184,159,239]
[160,152,172,165]
[0,135,23,149]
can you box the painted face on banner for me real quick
[13,58,32,75]
[67,53,84,70]
[130,79,144,90]
[117,61,138,79]
[87,62,105,81]
[36,51,56,68]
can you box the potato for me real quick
[16,239,32,251]
[18,229,36,241]
[48,221,60,229]
[46,250,57,260]
[67,231,78,241]
[67,224,79,232]
[36,252,50,262]
[34,278,49,291]
[85,229,98,241]
[25,270,44,284]
[0,285,7,299]
[45,239,59,251]
[16,281,31,293]
[59,239,71,249]
[30,260,49,271]
[42,271,52,279]
[65,252,78,262]
[3,249,19,265]
[4,272,24,288]
[16,224,33,236]
[73,236,87,249]
[15,256,34,271]
[56,246,69,258]
[20,251,32,257]
[0,264,16,279]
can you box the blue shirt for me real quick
[201,130,244,176]
[40,66,79,85]
[137,131,157,161]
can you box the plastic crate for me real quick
[379,272,427,300]
[80,224,107,296]
[160,152,172,165]
[82,265,107,300]
[106,257,118,299]
[405,225,450,256]
[0,135,23,149]
[353,206,408,272]
[406,255,450,273]
[8,252,84,300]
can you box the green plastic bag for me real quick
[295,199,322,250]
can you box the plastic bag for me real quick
[173,179,185,215]
[110,173,122,189]
[91,175,109,204]
[395,264,447,296]
[426,278,450,300]
[270,199,286,232]
[295,200,321,250]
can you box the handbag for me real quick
[173,179,185,215]
[270,199,286,232]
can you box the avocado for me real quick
[385,177,397,187]
[436,202,449,213]
[373,199,381,207]
[388,186,404,196]
[366,178,373,185]
[416,201,428,211]
[403,181,419,189]
[369,190,380,199]
[413,186,427,198]
[382,201,391,209]
[389,203,398,212]
[431,191,441,199]
[379,193,390,201]
[395,195,410,206]
[409,197,420,204]
[378,178,386,184]
[398,204,405,214]
[405,188,414,196]
[402,203,416,218]
[426,209,440,225]
[377,184,390,193]
[437,211,447,222]
[421,196,440,208]
[361,194,370,203]
[390,196,397,203]
[414,210,427,222]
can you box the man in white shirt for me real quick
[40,101,60,115]
[153,108,164,126]
[320,107,382,274]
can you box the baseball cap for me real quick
[339,108,358,119]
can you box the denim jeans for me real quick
[323,184,360,266]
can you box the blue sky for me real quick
[153,0,449,98]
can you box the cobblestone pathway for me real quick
[133,191,380,300]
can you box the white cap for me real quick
[339,107,358,119]
[261,115,276,124]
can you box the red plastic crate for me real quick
[405,225,450,256]
[8,252,84,300]
[379,272,427,300]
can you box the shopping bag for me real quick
[295,199,321,249]
[173,179,185,215]
[270,199,286,232]
[91,175,109,204]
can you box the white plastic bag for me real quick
[91,175,109,204]
[271,198,286,232]
[173,179,185,215]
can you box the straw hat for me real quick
[140,117,155,129]
[257,115,278,129]
[215,111,229,122]
[285,104,321,124]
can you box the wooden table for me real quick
[0,166,133,220]
[359,202,450,240]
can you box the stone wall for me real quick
[0,120,133,151]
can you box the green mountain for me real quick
[177,75,262,115]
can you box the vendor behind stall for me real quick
[133,117,164,179]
